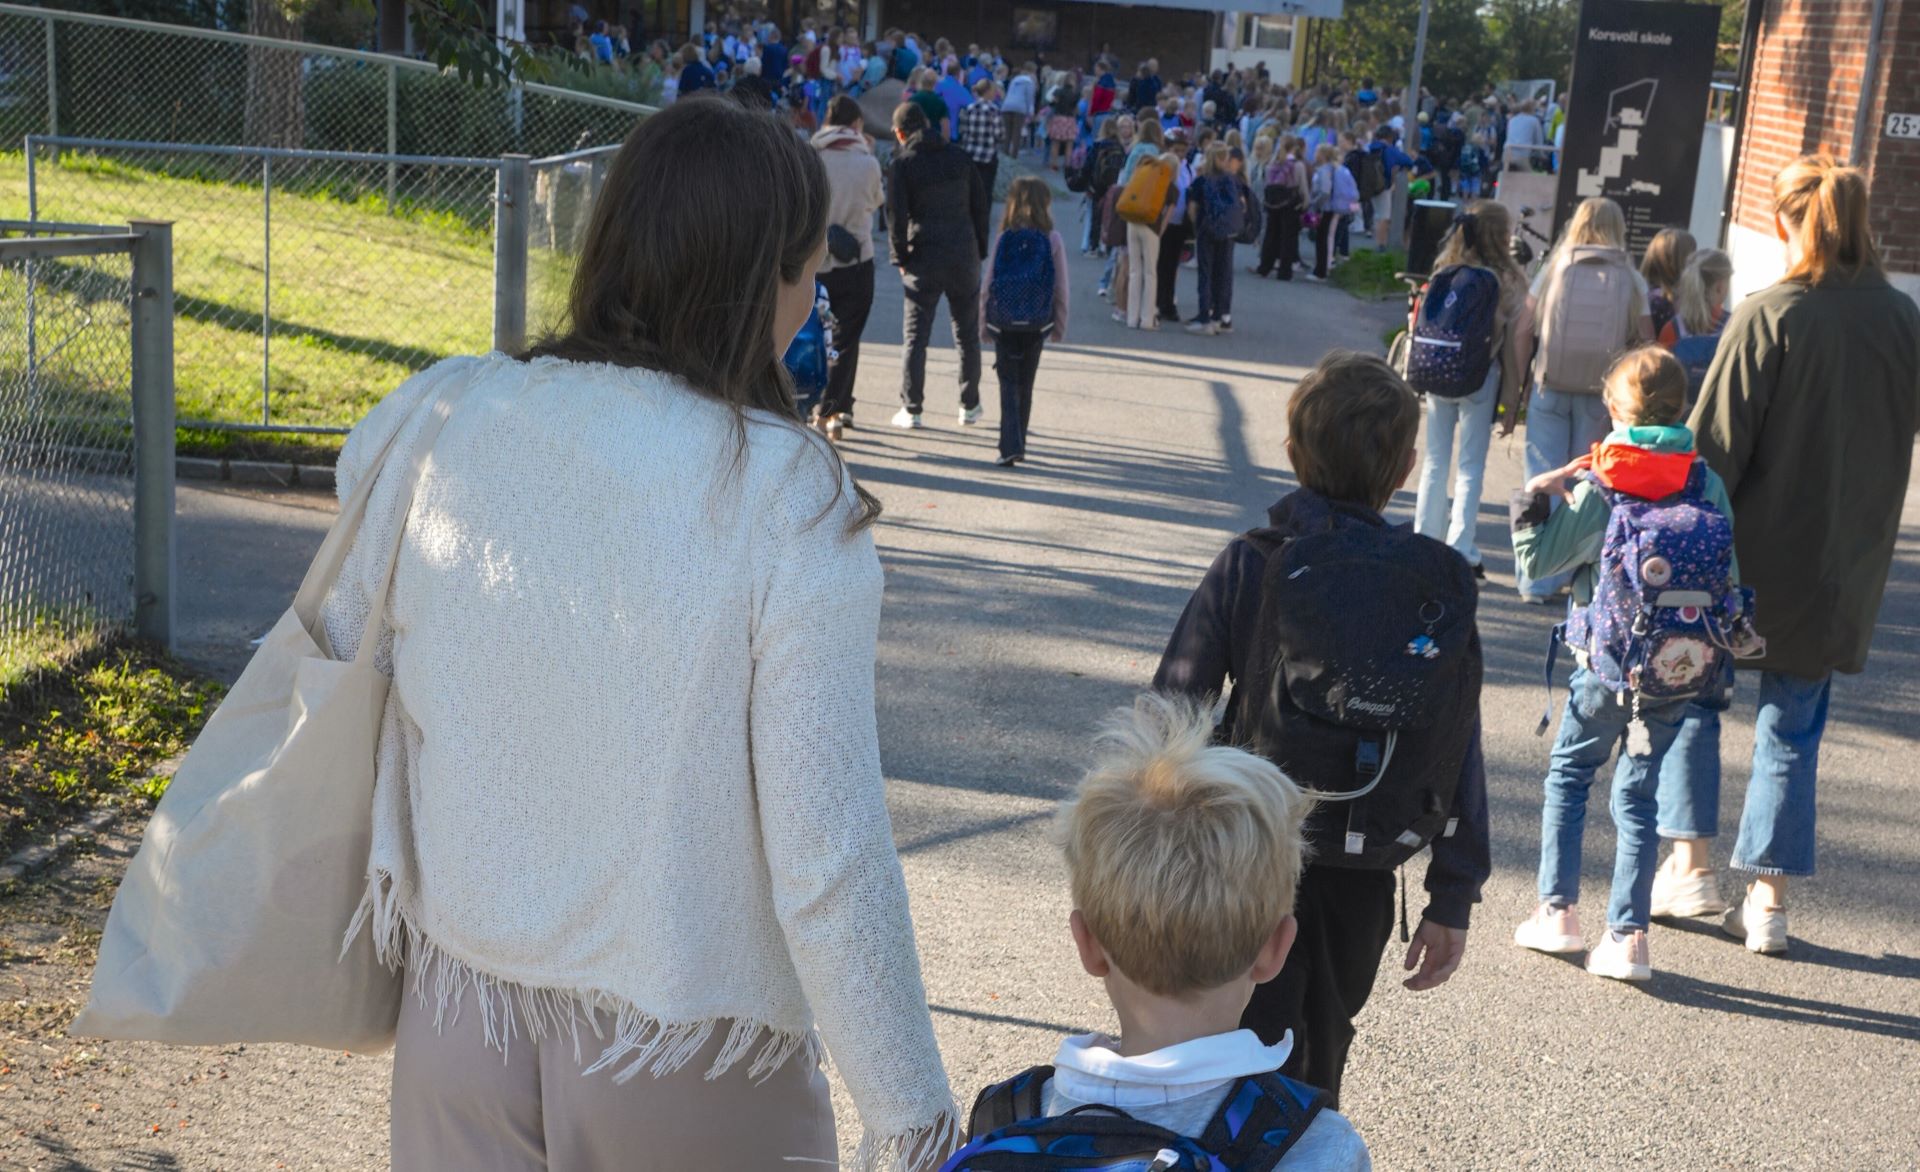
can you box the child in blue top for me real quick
[1508,346,1755,983]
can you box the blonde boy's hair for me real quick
[1054,694,1310,998]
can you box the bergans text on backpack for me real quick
[986,229,1057,335]
[1668,314,1724,405]
[1349,147,1387,202]
[939,1065,1327,1172]
[1406,265,1501,399]
[1198,175,1245,241]
[1118,156,1173,226]
[1538,246,1637,393]
[1561,462,1752,707]
[1238,509,1481,869]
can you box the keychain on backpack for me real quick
[1405,600,1445,659]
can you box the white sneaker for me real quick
[1650,854,1726,918]
[1722,887,1789,954]
[1513,902,1586,954]
[1185,320,1218,336]
[959,405,984,426]
[1586,929,1652,982]
[891,408,924,430]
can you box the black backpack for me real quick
[1349,147,1388,201]
[1235,180,1263,246]
[1091,141,1128,196]
[1236,513,1481,869]
[940,1065,1327,1172]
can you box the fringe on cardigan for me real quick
[342,870,824,1083]
[343,871,964,1168]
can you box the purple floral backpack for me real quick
[1561,461,1752,707]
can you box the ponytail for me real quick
[1774,155,1882,286]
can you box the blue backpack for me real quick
[1406,265,1501,399]
[986,229,1057,334]
[782,284,836,410]
[1668,315,1724,405]
[1198,175,1245,241]
[1560,462,1752,708]
[939,1065,1327,1172]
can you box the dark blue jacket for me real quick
[1152,488,1491,930]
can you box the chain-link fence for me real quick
[0,219,174,689]
[0,2,652,162]
[527,144,617,341]
[27,137,508,433]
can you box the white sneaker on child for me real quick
[1586,929,1652,982]
[1513,903,1586,954]
[1650,853,1726,918]
[1722,886,1789,954]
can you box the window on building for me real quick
[1238,14,1294,51]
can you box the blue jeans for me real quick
[1414,369,1498,565]
[1519,385,1613,597]
[1537,668,1691,932]
[1194,235,1233,324]
[1082,193,1099,253]
[1657,671,1833,876]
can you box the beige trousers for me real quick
[391,982,838,1171]
[1125,221,1161,328]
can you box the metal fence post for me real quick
[493,154,530,354]
[261,155,273,426]
[386,62,399,212]
[44,13,57,140]
[129,221,177,650]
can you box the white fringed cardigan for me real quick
[322,354,958,1166]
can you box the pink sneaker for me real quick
[1513,903,1586,954]
[1586,929,1652,981]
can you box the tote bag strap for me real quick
[289,367,471,658]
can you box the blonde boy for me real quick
[951,695,1371,1170]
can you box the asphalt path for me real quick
[2,206,1916,1170]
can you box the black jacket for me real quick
[1152,488,1492,931]
[887,132,989,272]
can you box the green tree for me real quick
[1484,0,1580,87]
[1316,0,1499,103]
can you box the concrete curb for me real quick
[0,805,119,889]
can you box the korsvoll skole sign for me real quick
[1554,0,1721,257]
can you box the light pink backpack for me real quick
[1537,245,1639,393]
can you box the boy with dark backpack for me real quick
[978,176,1068,467]
[1509,347,1762,982]
[940,695,1371,1172]
[1154,352,1490,1105]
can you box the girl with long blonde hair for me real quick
[1517,195,1655,601]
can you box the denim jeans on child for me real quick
[1414,369,1499,566]
[1519,386,1613,598]
[1656,670,1833,876]
[1538,667,1691,932]
[1194,235,1234,324]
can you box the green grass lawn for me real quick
[1331,247,1415,301]
[1,152,517,439]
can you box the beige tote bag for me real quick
[72,377,465,1053]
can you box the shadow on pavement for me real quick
[1644,970,1920,1042]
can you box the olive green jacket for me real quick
[1688,271,1920,677]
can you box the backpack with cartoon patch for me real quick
[939,1065,1327,1172]
[1561,462,1751,706]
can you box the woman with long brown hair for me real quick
[1650,155,1920,955]
[323,97,958,1169]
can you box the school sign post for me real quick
[1555,0,1721,256]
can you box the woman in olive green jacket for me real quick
[1649,156,1920,955]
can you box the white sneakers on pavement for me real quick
[1650,854,1727,918]
[1722,887,1790,954]
[959,405,984,426]
[1586,930,1653,982]
[891,408,924,430]
[1513,903,1586,954]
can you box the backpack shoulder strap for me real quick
[966,1065,1054,1141]
[1196,1072,1328,1170]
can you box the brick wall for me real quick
[1733,0,1919,275]
[875,0,1214,78]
